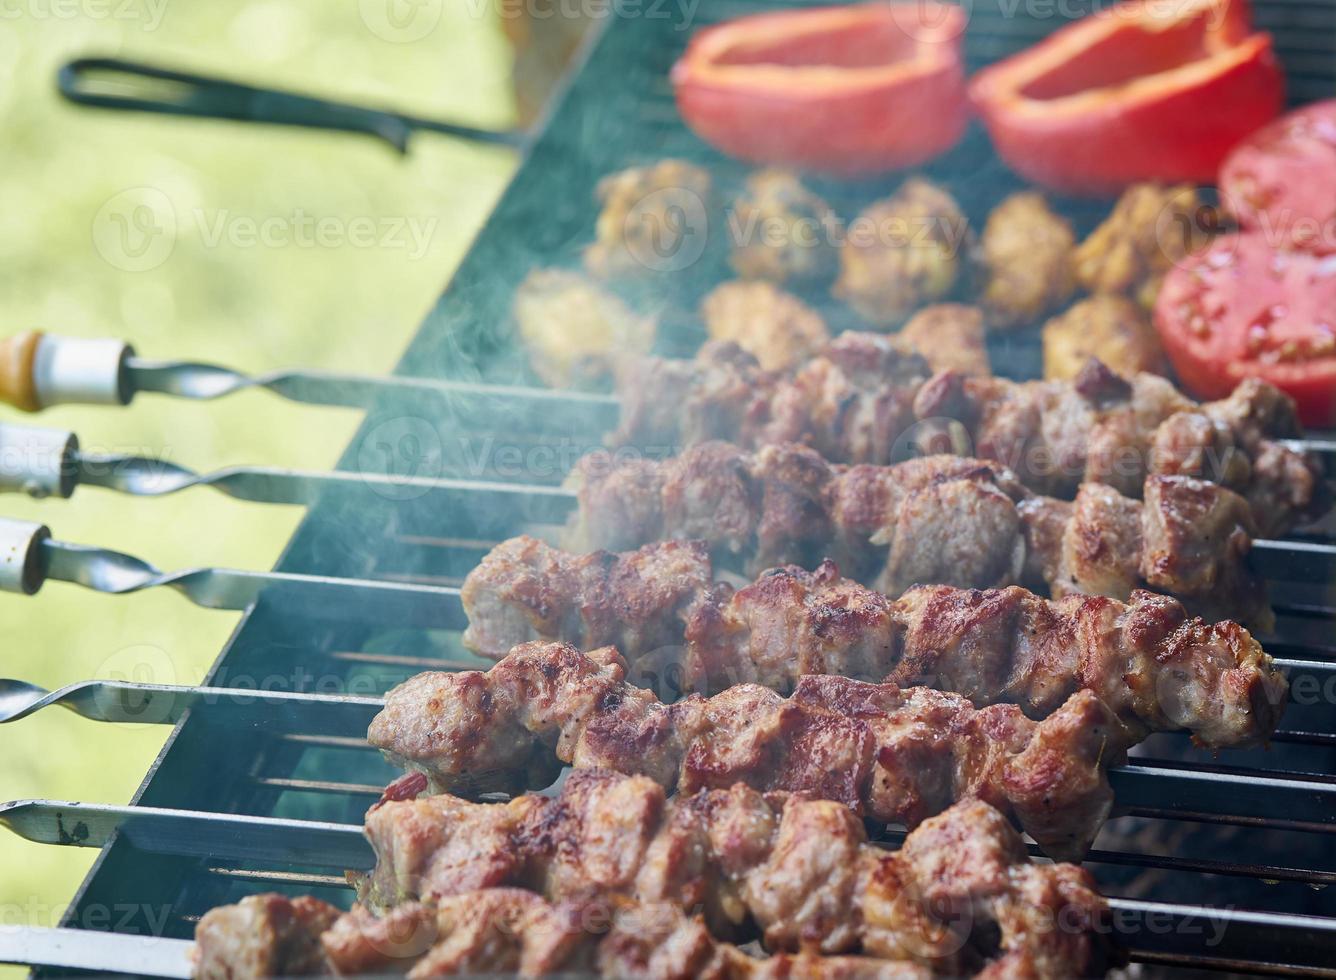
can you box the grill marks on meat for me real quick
[568,442,1271,629]
[608,336,1323,534]
[368,643,1129,860]
[914,368,1322,536]
[351,770,1114,976]
[461,537,1285,746]
[196,888,940,979]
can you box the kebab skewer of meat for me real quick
[368,641,1127,860]
[610,338,1323,536]
[461,536,1285,748]
[197,888,938,980]
[347,771,1114,977]
[568,442,1273,630]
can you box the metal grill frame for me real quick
[37,0,1336,976]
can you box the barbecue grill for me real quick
[4,0,1336,976]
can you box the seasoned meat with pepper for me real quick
[512,267,656,387]
[834,179,973,327]
[1041,294,1167,382]
[585,159,713,279]
[701,279,831,371]
[1072,182,1215,307]
[729,168,843,285]
[979,192,1076,330]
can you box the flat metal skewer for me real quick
[1,680,1333,833]
[0,518,467,629]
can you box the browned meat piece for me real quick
[702,279,831,372]
[913,362,1323,531]
[460,535,712,660]
[462,536,1285,746]
[611,334,931,465]
[1041,295,1168,382]
[1072,183,1214,307]
[584,159,713,280]
[512,267,655,388]
[193,893,340,980]
[834,179,973,327]
[897,304,991,377]
[729,169,843,286]
[369,642,1129,859]
[978,192,1075,330]
[354,769,1113,973]
[567,442,1271,630]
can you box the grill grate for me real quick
[17,0,1336,976]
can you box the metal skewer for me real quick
[1,679,1334,831]
[0,518,467,629]
[2,333,1332,477]
[0,331,617,426]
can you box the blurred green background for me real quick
[0,0,518,964]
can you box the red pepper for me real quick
[671,3,968,176]
[969,0,1284,195]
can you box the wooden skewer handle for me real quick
[0,332,43,412]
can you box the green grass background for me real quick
[0,0,516,963]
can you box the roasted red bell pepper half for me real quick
[671,3,968,176]
[969,0,1284,194]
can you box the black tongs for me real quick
[57,56,526,153]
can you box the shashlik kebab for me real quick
[369,641,1127,861]
[197,888,941,980]
[342,772,1114,977]
[566,444,1273,630]
[461,537,1285,748]
[610,337,1323,537]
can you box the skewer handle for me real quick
[0,422,79,498]
[0,518,49,595]
[0,332,134,411]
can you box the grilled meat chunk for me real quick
[355,770,1115,975]
[1041,295,1167,382]
[834,179,973,327]
[584,159,713,280]
[198,888,940,979]
[193,894,340,980]
[567,443,1271,629]
[701,279,831,372]
[461,537,1285,746]
[512,267,656,387]
[612,334,931,464]
[608,341,1322,534]
[913,363,1321,533]
[728,169,843,286]
[978,192,1076,330]
[368,642,1129,859]
[460,535,714,661]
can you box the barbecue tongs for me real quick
[58,57,526,153]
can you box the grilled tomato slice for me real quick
[1154,233,1336,426]
[1219,99,1336,253]
[670,2,968,176]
